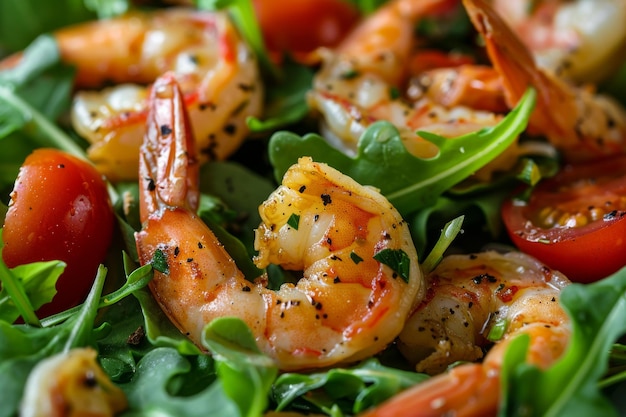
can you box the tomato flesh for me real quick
[502,156,626,283]
[252,0,360,57]
[2,149,115,317]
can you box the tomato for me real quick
[502,156,626,283]
[2,149,115,317]
[252,0,360,56]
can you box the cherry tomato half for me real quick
[502,156,626,283]
[252,0,360,56]
[2,149,115,317]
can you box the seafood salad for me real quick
[1,0,626,416]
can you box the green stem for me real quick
[0,255,41,327]
[0,85,86,158]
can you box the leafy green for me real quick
[0,260,65,324]
[268,88,536,216]
[202,317,278,417]
[119,347,241,417]
[272,358,429,415]
[0,0,95,53]
[420,215,464,273]
[501,266,626,417]
[0,265,107,417]
[247,59,315,132]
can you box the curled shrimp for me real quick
[52,8,262,181]
[361,250,570,416]
[492,0,626,84]
[307,0,522,182]
[134,73,424,370]
[20,348,127,417]
[463,0,626,162]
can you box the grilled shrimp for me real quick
[307,0,522,181]
[492,0,626,84]
[20,348,127,417]
[134,73,424,371]
[361,250,570,416]
[464,0,626,162]
[54,8,262,181]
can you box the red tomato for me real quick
[2,149,115,317]
[502,156,626,283]
[252,0,360,56]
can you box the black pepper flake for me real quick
[242,285,251,292]
[321,194,332,205]
[223,124,237,135]
[58,163,65,169]
[604,210,618,220]
[83,371,98,388]
[146,177,156,192]
[299,185,306,193]
[160,124,172,136]
[314,214,319,222]
[333,277,341,283]
[174,246,180,257]
[187,258,194,263]
[198,242,204,249]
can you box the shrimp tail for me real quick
[138,72,200,223]
[462,0,573,136]
[463,0,626,161]
[359,363,499,417]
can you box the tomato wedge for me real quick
[502,156,626,283]
[2,149,115,317]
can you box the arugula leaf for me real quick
[501,266,626,417]
[202,317,278,417]
[269,88,536,215]
[0,0,95,53]
[273,358,429,415]
[0,264,107,417]
[119,347,241,417]
[247,59,314,132]
[0,260,65,324]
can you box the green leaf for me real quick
[420,215,464,274]
[0,0,95,53]
[202,317,278,417]
[0,260,65,324]
[119,347,241,417]
[373,249,411,283]
[247,59,314,132]
[268,88,536,216]
[273,358,429,414]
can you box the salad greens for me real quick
[1,0,626,416]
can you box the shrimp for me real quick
[55,8,262,181]
[463,0,626,162]
[361,250,571,416]
[491,0,626,84]
[134,73,424,371]
[307,0,522,182]
[20,348,127,417]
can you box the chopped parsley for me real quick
[373,248,411,283]
[287,213,300,230]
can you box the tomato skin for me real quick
[252,0,360,56]
[2,149,114,317]
[502,156,626,283]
